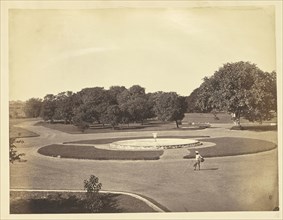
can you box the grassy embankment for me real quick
[10,191,163,213]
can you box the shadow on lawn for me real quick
[230,125,277,132]
[199,168,219,171]
[10,193,123,214]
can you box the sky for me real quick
[9,6,276,101]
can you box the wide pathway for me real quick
[10,121,279,212]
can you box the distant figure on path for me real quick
[193,151,204,170]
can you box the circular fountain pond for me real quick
[109,138,201,150]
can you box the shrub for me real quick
[10,138,25,163]
[83,175,103,212]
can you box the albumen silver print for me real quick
[1,1,282,220]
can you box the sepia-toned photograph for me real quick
[1,1,282,219]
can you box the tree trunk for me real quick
[232,112,241,126]
[238,112,241,126]
[175,120,179,128]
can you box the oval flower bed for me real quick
[184,137,277,159]
[38,144,164,160]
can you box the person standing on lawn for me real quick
[193,151,204,170]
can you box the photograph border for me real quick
[1,1,282,219]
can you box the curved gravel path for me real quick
[10,120,279,212]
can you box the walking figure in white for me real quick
[193,151,204,170]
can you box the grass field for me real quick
[183,112,277,124]
[33,113,231,134]
[184,137,277,159]
[9,118,40,138]
[10,191,159,213]
[33,112,277,134]
[34,120,206,134]
[9,127,40,139]
[38,144,164,160]
[230,124,277,131]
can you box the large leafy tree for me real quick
[154,92,187,128]
[24,98,42,118]
[186,87,202,113]
[147,92,162,119]
[101,105,121,129]
[53,91,75,123]
[117,85,150,124]
[75,87,114,124]
[72,104,96,132]
[108,86,127,104]
[195,61,277,125]
[79,87,113,105]
[40,94,57,122]
[117,89,132,123]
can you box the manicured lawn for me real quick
[230,124,277,131]
[35,116,277,135]
[9,118,37,127]
[38,144,164,160]
[10,191,159,213]
[183,112,233,124]
[9,118,40,138]
[183,112,277,124]
[184,137,277,159]
[9,126,40,138]
[35,121,86,134]
[35,120,208,134]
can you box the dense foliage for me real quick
[25,85,187,129]
[10,138,25,163]
[188,62,277,125]
[154,92,187,128]
[23,98,42,118]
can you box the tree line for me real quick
[24,85,187,130]
[23,61,277,129]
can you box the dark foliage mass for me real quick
[186,61,277,125]
[10,192,125,213]
[25,85,187,130]
[9,138,25,163]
